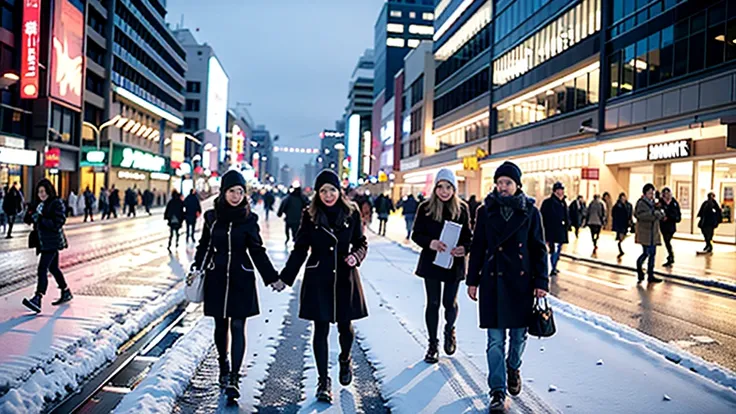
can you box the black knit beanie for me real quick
[221,170,246,192]
[315,169,341,193]
[494,161,522,187]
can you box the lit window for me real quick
[408,39,421,48]
[410,12,416,19]
[423,12,434,21]
[387,37,406,47]
[409,25,434,35]
[387,23,404,33]
[390,10,402,18]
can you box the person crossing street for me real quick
[540,182,569,276]
[634,184,665,283]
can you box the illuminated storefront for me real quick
[79,147,108,195]
[109,143,171,194]
[0,136,37,191]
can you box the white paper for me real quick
[433,221,462,269]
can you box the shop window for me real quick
[648,32,660,86]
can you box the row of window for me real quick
[402,136,422,159]
[387,23,434,35]
[495,0,551,43]
[493,0,601,87]
[497,64,600,133]
[186,82,202,93]
[609,7,736,98]
[389,9,434,20]
[410,107,423,134]
[88,7,106,36]
[434,69,490,118]
[86,71,105,96]
[436,24,491,86]
[183,117,200,131]
[387,37,424,48]
[50,104,80,146]
[114,28,184,95]
[125,0,186,60]
[112,57,183,111]
[610,0,685,39]
[410,75,424,107]
[437,118,490,150]
[185,99,200,112]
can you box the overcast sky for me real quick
[166,0,385,174]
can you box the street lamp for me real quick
[83,114,125,149]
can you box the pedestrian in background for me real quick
[21,179,72,313]
[602,192,613,231]
[568,195,587,238]
[540,182,569,276]
[67,190,78,217]
[611,192,633,259]
[586,194,606,253]
[634,184,664,283]
[0,187,6,235]
[263,190,275,220]
[375,193,394,236]
[279,169,368,404]
[191,170,282,402]
[126,187,137,217]
[467,195,480,229]
[99,187,110,220]
[411,168,472,364]
[184,189,201,244]
[143,189,154,215]
[3,182,23,239]
[466,161,548,413]
[659,188,681,266]
[109,186,120,219]
[697,192,722,254]
[397,194,419,240]
[164,190,185,252]
[278,184,309,244]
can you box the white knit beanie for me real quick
[434,168,457,190]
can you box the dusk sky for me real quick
[166,0,386,175]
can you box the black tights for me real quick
[214,318,246,375]
[313,321,354,379]
[424,278,460,342]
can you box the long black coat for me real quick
[184,194,202,223]
[411,201,472,282]
[25,198,67,252]
[109,189,120,208]
[698,199,722,229]
[467,191,549,329]
[660,198,681,235]
[3,187,22,216]
[193,206,279,319]
[164,197,185,229]
[568,200,586,228]
[280,206,368,323]
[540,195,570,244]
[611,200,633,234]
[278,190,309,225]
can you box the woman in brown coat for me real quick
[634,183,664,283]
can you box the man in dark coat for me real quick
[540,182,569,276]
[374,194,394,236]
[143,189,154,215]
[568,195,586,237]
[3,182,23,239]
[125,187,137,217]
[697,192,722,254]
[164,191,185,251]
[278,186,309,243]
[659,187,681,266]
[263,190,276,220]
[184,189,202,244]
[109,186,120,219]
[83,187,95,222]
[466,161,548,412]
[397,194,419,240]
[611,192,634,258]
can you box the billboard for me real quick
[206,56,229,162]
[20,0,42,99]
[50,0,84,107]
[347,114,360,184]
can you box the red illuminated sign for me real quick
[581,167,600,180]
[50,0,84,107]
[44,147,61,168]
[20,0,41,99]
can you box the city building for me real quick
[398,0,492,198]
[372,0,435,176]
[319,129,346,176]
[344,49,375,185]
[226,109,250,169]
[251,125,274,182]
[174,28,229,177]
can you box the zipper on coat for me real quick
[223,222,233,318]
[323,226,339,322]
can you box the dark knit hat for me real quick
[315,169,341,193]
[221,170,246,192]
[494,161,522,187]
[642,183,655,195]
[553,181,565,191]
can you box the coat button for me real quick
[519,243,522,248]
[330,247,334,251]
[519,254,523,259]
[520,271,525,276]
[498,247,503,252]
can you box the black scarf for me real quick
[486,189,528,222]
[215,196,249,224]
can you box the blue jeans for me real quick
[636,245,656,278]
[404,214,415,239]
[549,242,562,273]
[487,328,528,393]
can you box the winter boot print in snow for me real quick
[22,293,42,313]
[52,289,73,306]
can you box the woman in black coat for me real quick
[22,179,72,313]
[191,170,281,402]
[697,192,722,253]
[466,161,548,412]
[279,169,368,403]
[611,192,633,258]
[164,190,185,252]
[411,168,471,364]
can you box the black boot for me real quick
[339,356,353,386]
[647,276,663,283]
[507,367,522,396]
[22,293,42,313]
[444,327,457,356]
[316,376,332,403]
[218,360,230,389]
[489,390,507,412]
[424,339,439,364]
[636,269,645,283]
[225,372,240,402]
[52,289,73,306]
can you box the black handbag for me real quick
[528,297,556,338]
[28,229,39,249]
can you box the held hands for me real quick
[430,240,448,252]
[450,246,465,257]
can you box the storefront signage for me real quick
[400,158,420,171]
[44,147,60,168]
[581,167,599,180]
[80,147,108,167]
[20,0,41,99]
[170,133,186,164]
[0,146,37,166]
[117,170,146,181]
[0,135,25,149]
[50,0,84,107]
[150,172,170,181]
[463,156,479,171]
[112,145,166,172]
[647,139,692,161]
